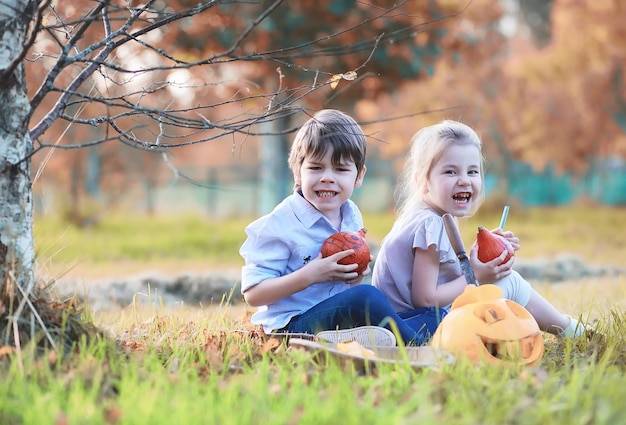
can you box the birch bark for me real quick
[0,0,35,289]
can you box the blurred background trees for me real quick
[3,0,623,351]
[5,0,466,348]
[5,0,480,291]
[23,0,626,224]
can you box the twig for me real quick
[14,278,58,351]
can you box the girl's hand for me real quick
[492,228,520,251]
[469,243,514,284]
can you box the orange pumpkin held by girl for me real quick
[476,226,515,265]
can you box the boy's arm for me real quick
[243,266,315,307]
[243,250,361,307]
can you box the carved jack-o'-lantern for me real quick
[430,285,544,366]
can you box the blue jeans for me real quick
[282,285,445,345]
[398,306,447,341]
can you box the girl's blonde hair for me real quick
[288,109,367,190]
[396,120,486,219]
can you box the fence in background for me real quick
[33,157,626,218]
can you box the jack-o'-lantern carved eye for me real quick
[474,303,508,323]
[431,285,544,366]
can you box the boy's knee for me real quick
[351,283,382,300]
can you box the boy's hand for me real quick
[345,254,374,285]
[307,250,370,284]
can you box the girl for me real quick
[372,120,584,339]
[240,109,433,346]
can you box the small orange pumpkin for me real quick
[321,229,370,274]
[430,285,544,366]
[476,226,515,265]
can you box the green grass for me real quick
[34,213,252,266]
[34,205,626,271]
[2,308,626,424]
[10,206,625,424]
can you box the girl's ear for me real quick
[354,165,367,188]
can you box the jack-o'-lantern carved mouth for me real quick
[479,332,544,362]
[430,285,545,366]
[473,302,544,364]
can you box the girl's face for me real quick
[424,143,482,217]
[296,148,365,220]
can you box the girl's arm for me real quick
[243,250,361,307]
[410,245,466,308]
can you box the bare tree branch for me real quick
[30,4,147,138]
[22,0,463,160]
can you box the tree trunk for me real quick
[0,0,35,290]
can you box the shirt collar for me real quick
[290,190,356,230]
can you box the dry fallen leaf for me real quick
[104,406,123,424]
[0,346,16,357]
[262,337,281,353]
[55,412,69,425]
[336,341,376,359]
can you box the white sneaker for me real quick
[316,326,396,347]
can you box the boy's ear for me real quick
[354,165,367,188]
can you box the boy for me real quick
[240,109,432,346]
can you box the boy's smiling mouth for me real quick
[317,191,337,198]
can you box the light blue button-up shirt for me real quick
[240,191,364,333]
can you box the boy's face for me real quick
[296,148,365,218]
